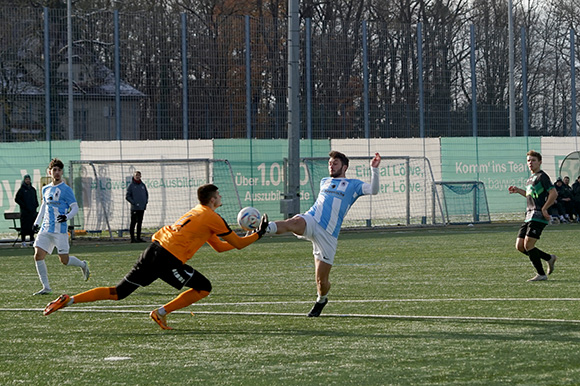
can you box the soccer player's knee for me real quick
[115,280,138,300]
[192,274,212,293]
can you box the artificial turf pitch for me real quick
[1,223,579,385]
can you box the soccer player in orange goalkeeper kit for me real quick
[43,184,268,330]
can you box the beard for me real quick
[329,169,342,178]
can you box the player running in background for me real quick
[265,151,381,317]
[32,158,89,295]
[44,184,269,330]
[508,150,558,282]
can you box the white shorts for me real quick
[34,232,70,255]
[295,213,338,265]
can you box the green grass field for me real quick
[1,223,580,385]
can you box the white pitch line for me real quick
[6,307,580,324]
[5,297,580,311]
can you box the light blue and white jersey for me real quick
[305,177,366,238]
[40,182,77,234]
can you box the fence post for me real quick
[114,10,121,140]
[43,7,51,149]
[470,25,477,138]
[363,20,369,139]
[471,25,480,183]
[571,29,577,137]
[181,13,189,141]
[306,18,312,140]
[245,15,252,139]
[417,23,424,138]
[521,28,529,137]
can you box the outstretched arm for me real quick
[370,152,381,168]
[206,234,237,252]
[207,214,269,252]
[207,232,258,252]
[363,152,381,195]
[508,186,526,197]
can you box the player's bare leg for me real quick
[267,215,306,235]
[308,259,331,317]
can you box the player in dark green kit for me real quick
[508,150,558,281]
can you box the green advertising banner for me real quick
[441,137,541,217]
[0,141,81,233]
[213,139,330,221]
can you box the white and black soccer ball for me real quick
[237,206,261,231]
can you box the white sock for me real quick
[67,255,85,267]
[157,307,167,316]
[35,260,51,290]
[316,294,328,303]
[266,222,277,234]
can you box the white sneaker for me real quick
[547,255,557,275]
[33,288,52,295]
[527,274,548,282]
[81,261,90,281]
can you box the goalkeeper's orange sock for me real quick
[72,287,119,304]
[161,289,210,314]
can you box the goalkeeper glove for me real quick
[57,214,68,223]
[253,213,269,239]
[32,224,40,233]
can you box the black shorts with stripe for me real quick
[123,241,211,292]
[517,221,547,240]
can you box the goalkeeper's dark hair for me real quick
[48,158,64,170]
[329,150,349,167]
[527,150,542,161]
[198,184,219,205]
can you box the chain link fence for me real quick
[0,5,578,142]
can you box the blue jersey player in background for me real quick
[266,150,381,316]
[32,158,90,295]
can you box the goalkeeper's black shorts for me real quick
[121,241,211,292]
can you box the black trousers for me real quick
[20,212,37,241]
[130,210,145,240]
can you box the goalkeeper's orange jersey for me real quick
[152,204,258,264]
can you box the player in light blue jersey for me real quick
[32,158,90,295]
[266,151,381,316]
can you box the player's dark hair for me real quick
[526,150,542,162]
[48,158,64,170]
[329,150,349,167]
[198,184,219,205]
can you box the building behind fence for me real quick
[1,5,579,143]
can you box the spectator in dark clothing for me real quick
[562,176,578,221]
[126,171,149,243]
[553,177,574,223]
[14,174,39,243]
[572,175,580,222]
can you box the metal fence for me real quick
[0,6,578,142]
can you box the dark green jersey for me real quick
[525,170,554,224]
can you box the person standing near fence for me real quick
[15,174,39,245]
[32,158,90,295]
[508,150,558,282]
[264,151,381,317]
[126,171,149,243]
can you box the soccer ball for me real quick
[237,207,261,231]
